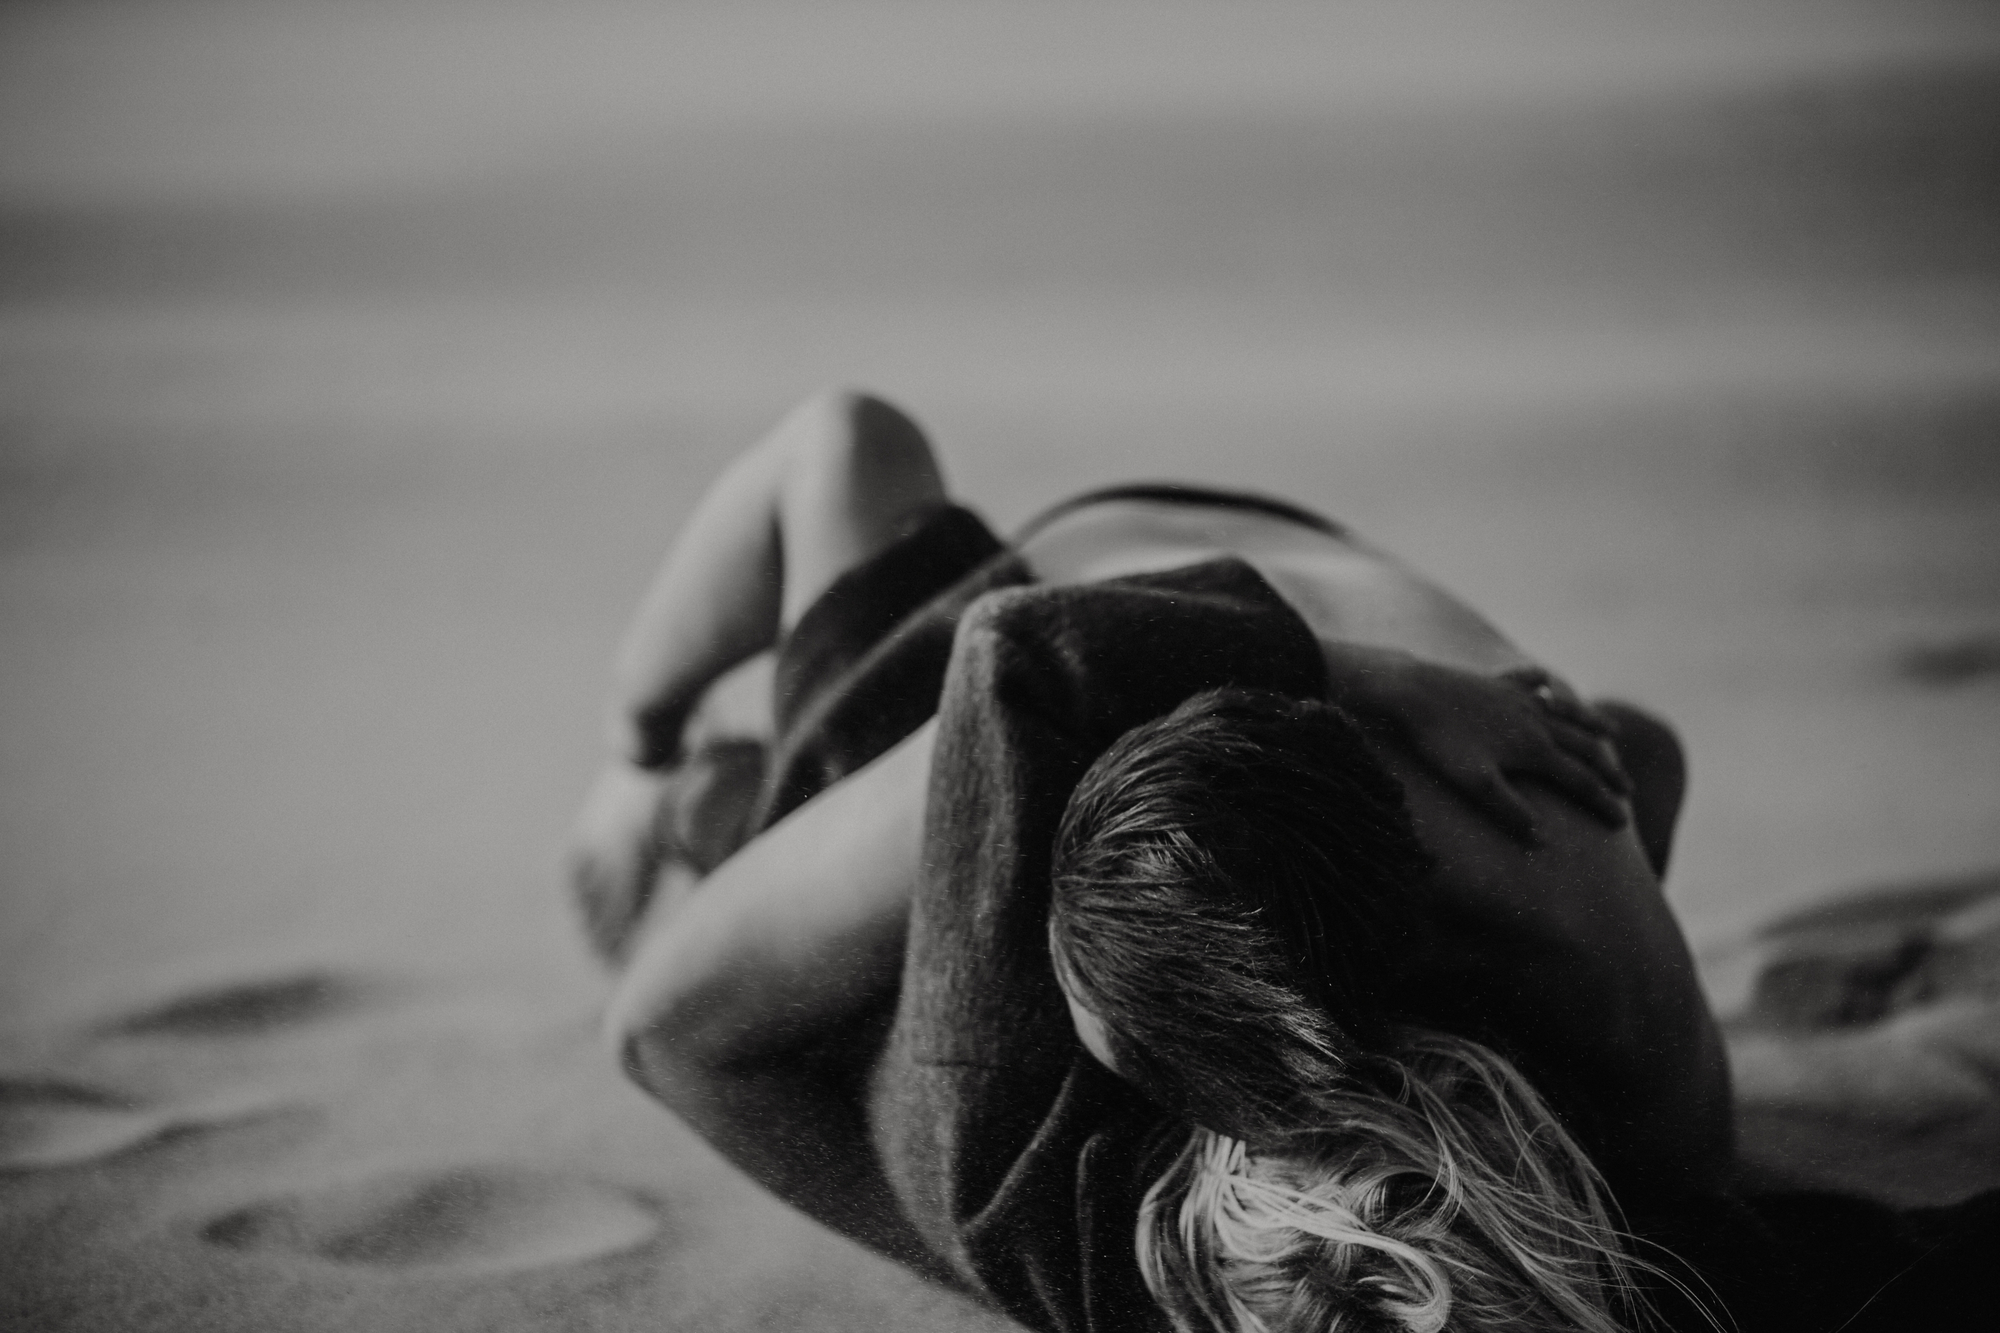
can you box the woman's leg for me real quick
[610,390,947,768]
[575,391,948,960]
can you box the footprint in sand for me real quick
[106,972,367,1037]
[0,1077,295,1172]
[201,1167,664,1273]
[0,973,359,1171]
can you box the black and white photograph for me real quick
[3,3,1998,1330]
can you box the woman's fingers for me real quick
[1544,691,1612,737]
[1514,749,1629,828]
[1548,718,1632,793]
[1481,691,1631,831]
[1452,741,1622,841]
[1464,766,1539,845]
[1369,657,1633,842]
[1502,666,1611,735]
[1409,725,1541,844]
[1500,667,1632,815]
[569,763,675,961]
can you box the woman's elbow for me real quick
[603,890,768,1086]
[603,968,724,1107]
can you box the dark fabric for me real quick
[752,492,1995,1333]
[1012,481,1349,542]
[871,559,1330,1331]
[758,509,1324,1331]
[773,504,1009,736]
[755,503,1027,831]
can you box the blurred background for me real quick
[4,6,2000,1328]
[3,0,1998,1018]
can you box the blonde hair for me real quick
[1136,1030,1717,1333]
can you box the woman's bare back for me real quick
[1017,498,1535,675]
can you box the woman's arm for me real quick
[575,393,956,958]
[606,719,953,1277]
[609,391,948,769]
[610,439,787,769]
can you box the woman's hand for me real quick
[570,763,670,963]
[1320,643,1630,844]
[569,738,770,963]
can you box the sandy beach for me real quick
[4,3,1999,1329]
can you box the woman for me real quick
[571,393,1931,1332]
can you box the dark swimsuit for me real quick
[1012,482,1348,542]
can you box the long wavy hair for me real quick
[1050,689,1711,1333]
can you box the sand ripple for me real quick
[107,973,366,1036]
[0,1079,156,1171]
[0,1078,295,1172]
[201,1166,663,1273]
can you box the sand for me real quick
[4,4,1999,1330]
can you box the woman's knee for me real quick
[776,390,942,514]
[770,389,949,624]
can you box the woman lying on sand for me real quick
[572,393,1986,1333]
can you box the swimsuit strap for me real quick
[1013,482,1347,543]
